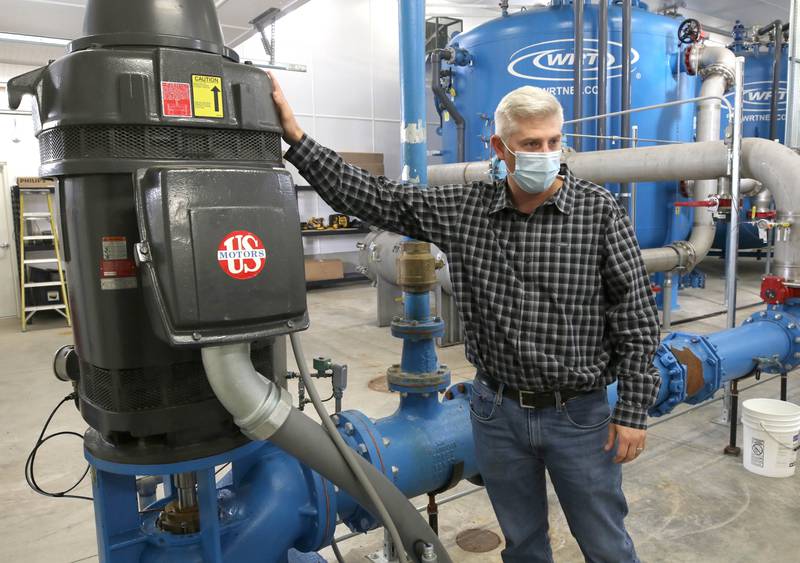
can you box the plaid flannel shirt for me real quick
[286,135,662,429]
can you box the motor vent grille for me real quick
[40,125,282,163]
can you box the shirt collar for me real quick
[490,164,574,216]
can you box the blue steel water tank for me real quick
[439,1,696,251]
[722,44,787,140]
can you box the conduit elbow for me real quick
[201,343,292,441]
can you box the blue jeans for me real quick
[470,378,639,563]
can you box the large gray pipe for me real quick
[201,344,449,562]
[427,161,492,185]
[423,137,795,277]
[680,44,736,268]
[567,137,800,279]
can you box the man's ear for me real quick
[490,134,506,161]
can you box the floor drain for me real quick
[456,528,502,553]
[368,375,389,393]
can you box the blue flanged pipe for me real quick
[399,0,427,184]
[85,385,476,562]
[388,241,451,394]
[334,384,476,532]
[642,301,800,417]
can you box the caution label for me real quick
[192,74,224,118]
[161,81,192,117]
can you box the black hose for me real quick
[430,50,465,162]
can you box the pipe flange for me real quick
[744,303,800,372]
[650,344,688,417]
[332,410,391,533]
[667,240,698,271]
[386,364,451,394]
[390,316,446,340]
[698,63,735,90]
[684,44,697,75]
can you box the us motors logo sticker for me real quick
[217,231,267,280]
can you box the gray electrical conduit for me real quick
[287,332,405,560]
[201,342,449,563]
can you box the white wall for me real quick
[236,0,483,260]
[0,63,41,184]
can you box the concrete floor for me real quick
[1,256,798,563]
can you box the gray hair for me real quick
[494,86,564,139]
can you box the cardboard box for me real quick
[304,259,344,282]
[340,152,385,176]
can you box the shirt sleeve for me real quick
[284,135,465,252]
[601,208,662,429]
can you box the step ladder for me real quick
[17,186,71,331]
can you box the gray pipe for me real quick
[201,343,292,439]
[597,0,609,150]
[431,50,465,162]
[201,343,449,563]
[685,44,735,267]
[565,141,727,183]
[567,137,800,277]
[770,22,784,142]
[573,0,584,152]
[740,178,763,196]
[427,161,492,185]
[753,188,773,212]
[620,0,632,203]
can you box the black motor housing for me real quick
[8,0,308,463]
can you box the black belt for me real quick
[476,372,593,409]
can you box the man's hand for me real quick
[268,71,304,146]
[604,423,646,463]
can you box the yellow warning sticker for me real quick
[191,74,224,118]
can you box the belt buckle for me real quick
[518,390,538,409]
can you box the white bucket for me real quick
[741,398,800,478]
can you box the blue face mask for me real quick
[502,140,561,194]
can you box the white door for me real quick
[0,164,20,318]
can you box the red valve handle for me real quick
[675,200,717,208]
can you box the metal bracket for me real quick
[250,7,280,65]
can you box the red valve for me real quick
[675,200,717,208]
[761,276,800,305]
[651,284,662,294]
[751,210,777,220]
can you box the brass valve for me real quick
[397,241,438,293]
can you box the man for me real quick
[271,75,660,563]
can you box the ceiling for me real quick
[428,0,791,26]
[0,0,309,66]
[0,0,794,67]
